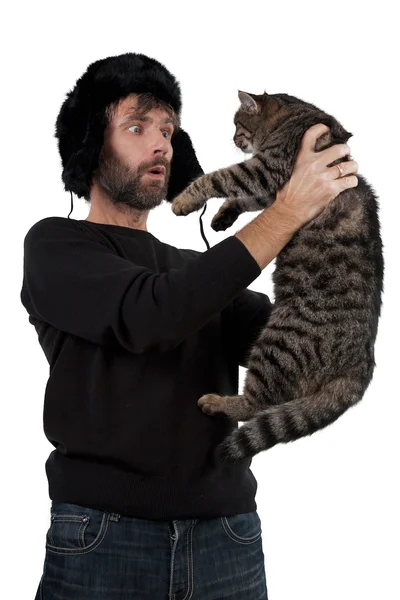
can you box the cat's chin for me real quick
[235,141,254,154]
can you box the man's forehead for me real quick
[117,97,169,119]
[117,95,138,113]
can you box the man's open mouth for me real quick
[146,166,165,177]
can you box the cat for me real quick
[170,91,384,464]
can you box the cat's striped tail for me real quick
[215,375,368,463]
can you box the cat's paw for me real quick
[171,192,205,216]
[211,203,240,231]
[198,393,227,416]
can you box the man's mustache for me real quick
[140,159,170,175]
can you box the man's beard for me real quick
[94,147,170,212]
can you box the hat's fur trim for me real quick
[55,53,203,201]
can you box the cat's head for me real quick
[233,91,352,155]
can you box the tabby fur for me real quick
[171,91,384,464]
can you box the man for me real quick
[21,53,358,599]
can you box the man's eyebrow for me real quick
[120,110,174,127]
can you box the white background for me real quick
[2,1,399,599]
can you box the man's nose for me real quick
[149,131,170,155]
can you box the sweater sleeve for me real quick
[226,288,274,368]
[20,218,262,354]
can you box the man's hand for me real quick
[274,123,359,227]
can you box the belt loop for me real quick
[108,513,121,522]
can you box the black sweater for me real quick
[20,216,273,520]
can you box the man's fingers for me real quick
[342,175,358,189]
[301,123,330,152]
[332,174,358,195]
[328,159,359,180]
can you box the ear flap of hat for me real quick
[166,128,204,202]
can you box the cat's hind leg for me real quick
[198,392,259,421]
[214,375,366,462]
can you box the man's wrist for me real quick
[262,198,303,236]
[234,198,300,271]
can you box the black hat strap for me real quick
[67,191,211,251]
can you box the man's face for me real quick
[94,96,174,211]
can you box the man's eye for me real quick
[128,126,171,138]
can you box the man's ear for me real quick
[166,128,204,202]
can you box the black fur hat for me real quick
[55,52,204,201]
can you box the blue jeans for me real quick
[35,500,268,599]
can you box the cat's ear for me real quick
[238,91,261,115]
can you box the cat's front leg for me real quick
[211,194,276,231]
[171,173,224,216]
[171,154,277,217]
